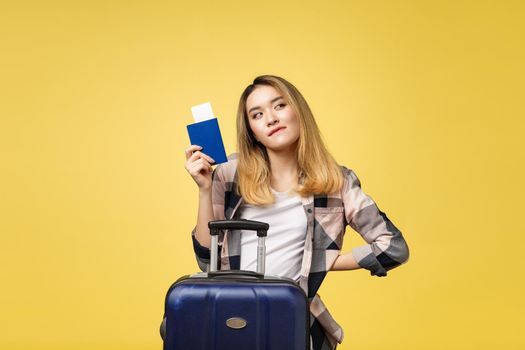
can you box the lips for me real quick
[268,127,286,136]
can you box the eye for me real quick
[275,103,286,109]
[252,112,262,119]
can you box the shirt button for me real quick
[307,209,312,213]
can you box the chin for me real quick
[265,139,299,152]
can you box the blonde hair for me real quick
[236,75,344,205]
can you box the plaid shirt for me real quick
[191,154,410,349]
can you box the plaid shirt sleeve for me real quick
[342,167,410,277]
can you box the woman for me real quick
[184,75,410,349]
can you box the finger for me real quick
[187,163,203,177]
[191,150,214,164]
[188,150,215,164]
[193,158,213,173]
[184,146,202,161]
[195,157,211,170]
[188,161,211,176]
[186,154,205,168]
[185,152,202,167]
[185,155,203,171]
[184,145,203,159]
[187,158,207,171]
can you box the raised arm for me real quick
[184,145,217,270]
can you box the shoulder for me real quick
[213,153,239,182]
[338,165,362,193]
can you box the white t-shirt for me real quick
[237,188,307,281]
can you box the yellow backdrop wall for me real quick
[1,1,524,349]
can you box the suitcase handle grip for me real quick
[207,270,264,279]
[208,219,269,237]
[208,219,269,274]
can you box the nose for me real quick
[266,111,279,126]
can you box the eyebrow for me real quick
[247,96,284,114]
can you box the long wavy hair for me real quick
[236,75,344,205]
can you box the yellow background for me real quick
[1,1,524,349]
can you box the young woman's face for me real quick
[245,85,300,152]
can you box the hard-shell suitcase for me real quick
[162,219,310,350]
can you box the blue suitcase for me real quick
[161,219,310,350]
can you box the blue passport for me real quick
[186,118,228,164]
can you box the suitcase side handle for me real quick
[208,219,269,274]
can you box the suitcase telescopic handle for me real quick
[208,219,269,236]
[208,219,269,274]
[207,270,264,279]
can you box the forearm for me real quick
[330,251,362,271]
[194,189,215,249]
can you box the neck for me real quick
[266,146,299,179]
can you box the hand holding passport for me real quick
[186,102,228,165]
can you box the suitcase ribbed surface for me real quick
[165,276,309,350]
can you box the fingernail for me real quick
[210,157,215,163]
